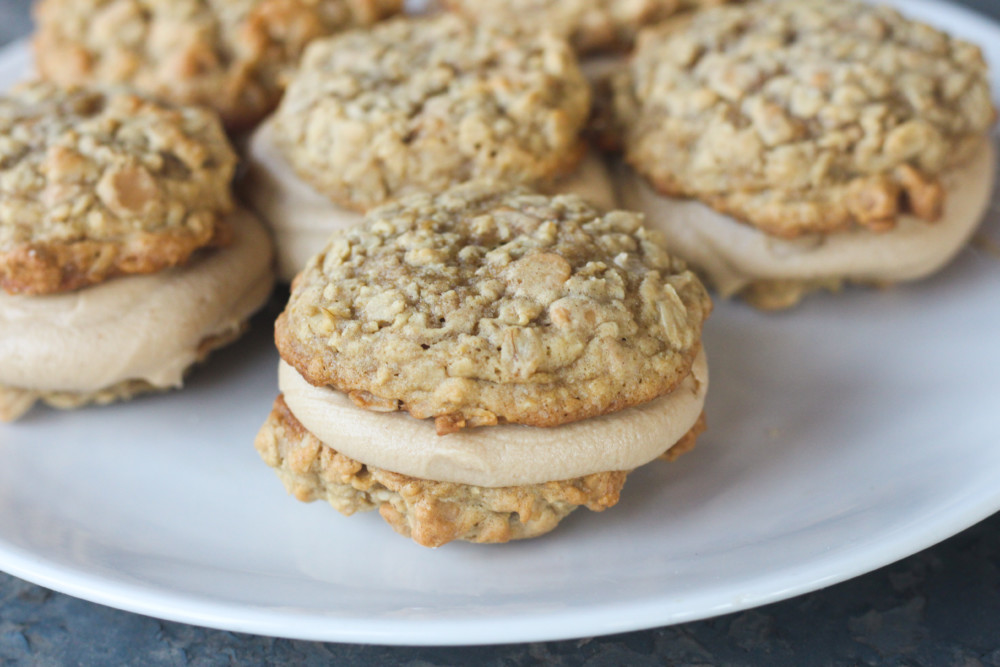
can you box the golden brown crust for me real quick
[255,394,705,546]
[737,277,846,311]
[32,0,402,131]
[276,183,711,431]
[611,0,996,238]
[1,379,165,423]
[0,83,237,295]
[735,276,899,311]
[0,219,232,297]
[272,14,591,211]
[0,322,247,422]
[442,0,731,55]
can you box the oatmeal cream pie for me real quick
[442,0,733,55]
[33,0,402,131]
[612,0,997,310]
[242,13,617,282]
[0,83,274,421]
[255,183,711,546]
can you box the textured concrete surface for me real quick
[3,0,1000,664]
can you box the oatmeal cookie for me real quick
[276,182,711,433]
[255,394,707,546]
[443,0,731,54]
[272,14,591,211]
[611,0,996,238]
[33,0,401,131]
[0,82,237,295]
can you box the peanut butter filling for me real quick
[278,348,708,488]
[618,143,996,297]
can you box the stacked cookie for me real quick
[0,83,274,421]
[255,184,711,546]
[612,0,997,309]
[243,13,618,281]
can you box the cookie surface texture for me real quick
[272,14,591,211]
[276,183,711,432]
[0,83,236,295]
[611,0,996,237]
[33,0,402,130]
[443,0,729,54]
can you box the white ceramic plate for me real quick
[3,0,1000,646]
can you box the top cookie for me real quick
[271,14,591,212]
[0,82,236,296]
[443,0,731,54]
[276,182,711,435]
[33,0,402,131]
[611,0,996,238]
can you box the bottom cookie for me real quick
[255,395,707,547]
[736,277,897,311]
[738,277,846,311]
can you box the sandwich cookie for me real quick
[0,83,274,421]
[32,0,403,131]
[255,183,712,546]
[242,14,617,282]
[612,0,997,309]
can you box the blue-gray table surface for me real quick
[2,0,1000,664]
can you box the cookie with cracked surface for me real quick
[255,394,707,547]
[0,82,237,296]
[276,182,711,434]
[33,0,402,131]
[271,14,591,212]
[611,0,996,238]
[442,0,732,55]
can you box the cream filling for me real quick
[278,348,707,488]
[243,117,618,282]
[0,208,274,393]
[617,143,996,297]
[242,118,355,283]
